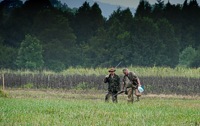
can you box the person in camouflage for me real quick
[104,68,120,103]
[122,68,141,103]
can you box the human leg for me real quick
[135,89,141,101]
[112,91,118,103]
[105,92,111,102]
[127,88,133,103]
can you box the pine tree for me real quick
[135,0,151,18]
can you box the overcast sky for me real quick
[95,0,200,8]
[62,0,200,8]
[1,0,199,18]
[61,0,200,18]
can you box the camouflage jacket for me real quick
[104,74,120,92]
[123,72,138,87]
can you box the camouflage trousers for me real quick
[105,91,118,103]
[127,87,141,103]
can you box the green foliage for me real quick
[1,66,200,78]
[0,0,200,69]
[31,9,76,71]
[73,1,104,44]
[46,60,65,72]
[190,46,200,68]
[15,34,44,70]
[179,46,196,67]
[156,19,179,67]
[75,82,89,90]
[0,43,17,69]
[0,89,8,98]
[131,17,160,66]
[135,0,151,18]
[23,83,34,89]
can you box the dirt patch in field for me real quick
[143,94,200,100]
[5,89,200,100]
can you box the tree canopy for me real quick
[15,34,44,70]
[0,0,200,71]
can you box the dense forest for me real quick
[0,0,200,71]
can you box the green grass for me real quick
[0,89,8,98]
[0,90,199,126]
[1,66,200,78]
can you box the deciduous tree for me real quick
[16,34,44,70]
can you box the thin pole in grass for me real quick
[2,73,5,90]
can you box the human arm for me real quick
[122,78,128,94]
[104,75,109,83]
[137,77,141,87]
[122,82,125,90]
[121,76,125,90]
[129,72,141,86]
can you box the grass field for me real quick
[0,90,200,126]
[1,66,200,77]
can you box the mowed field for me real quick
[0,90,200,126]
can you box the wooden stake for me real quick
[2,74,5,90]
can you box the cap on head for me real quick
[108,68,116,72]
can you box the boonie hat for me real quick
[108,68,116,72]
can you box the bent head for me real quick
[122,68,129,75]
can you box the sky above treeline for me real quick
[1,0,200,18]
[60,0,200,18]
[64,0,200,8]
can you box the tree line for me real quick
[0,0,200,71]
